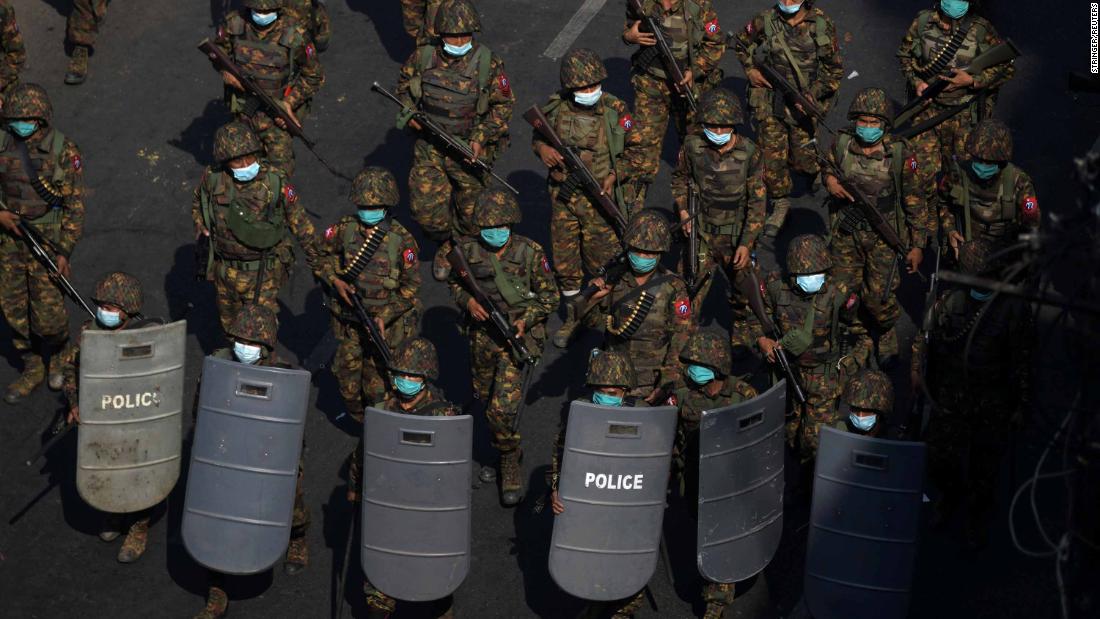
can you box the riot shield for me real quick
[182,356,311,575]
[549,402,677,601]
[360,407,473,601]
[697,379,787,583]
[804,426,927,619]
[76,320,187,513]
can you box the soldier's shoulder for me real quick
[211,347,233,360]
[912,8,936,25]
[514,234,545,255]
[222,11,246,34]
[390,218,418,239]
[322,216,355,242]
[809,7,835,22]
[737,134,760,152]
[970,15,999,34]
[604,93,629,113]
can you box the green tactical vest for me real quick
[768,278,846,368]
[916,10,987,106]
[226,13,301,101]
[637,0,704,80]
[201,169,286,253]
[542,94,628,206]
[948,160,1023,244]
[683,133,756,229]
[834,132,905,234]
[339,218,404,307]
[750,10,833,118]
[0,128,69,224]
[409,43,493,138]
[462,237,538,318]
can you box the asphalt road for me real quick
[0,1,1094,618]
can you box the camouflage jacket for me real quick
[734,7,843,108]
[671,132,767,248]
[755,274,860,370]
[937,161,1038,245]
[671,377,757,434]
[215,11,324,111]
[625,0,726,79]
[448,234,559,330]
[400,0,444,44]
[374,385,460,417]
[0,0,25,94]
[0,127,85,257]
[532,92,646,186]
[320,215,421,325]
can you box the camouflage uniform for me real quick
[671,88,766,344]
[825,88,928,363]
[0,84,84,403]
[401,0,444,45]
[63,0,108,84]
[283,0,331,52]
[670,331,757,618]
[593,210,696,398]
[832,368,892,437]
[734,3,843,236]
[0,1,25,96]
[362,337,461,617]
[447,189,558,505]
[395,0,514,242]
[754,235,863,462]
[625,0,725,195]
[214,0,325,176]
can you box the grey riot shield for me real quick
[697,379,787,583]
[804,427,927,619]
[76,320,186,513]
[182,356,311,575]
[360,407,473,601]
[549,402,677,601]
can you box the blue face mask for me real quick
[251,10,278,27]
[233,342,262,365]
[96,308,122,328]
[480,227,511,248]
[574,87,603,107]
[849,412,877,432]
[230,161,261,183]
[628,251,658,274]
[393,376,425,397]
[592,391,624,407]
[443,41,473,57]
[776,1,802,15]
[939,0,969,19]
[855,125,884,145]
[9,120,37,138]
[357,209,385,226]
[796,273,826,294]
[703,127,731,146]
[970,288,993,302]
[971,161,1001,180]
[686,364,716,385]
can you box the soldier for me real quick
[588,209,696,402]
[0,84,84,404]
[394,0,514,255]
[824,87,927,368]
[670,331,758,619]
[362,337,461,619]
[733,0,843,238]
[670,87,766,346]
[0,0,26,98]
[319,167,421,498]
[60,273,157,563]
[213,0,325,176]
[63,0,108,85]
[533,48,646,347]
[913,238,1032,549]
[191,121,324,337]
[401,0,444,45]
[937,119,1039,258]
[283,0,331,52]
[623,0,726,201]
[834,369,892,437]
[193,305,311,619]
[447,188,558,506]
[755,234,864,463]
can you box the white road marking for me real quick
[542,0,609,61]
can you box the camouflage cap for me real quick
[698,88,744,126]
[473,187,520,228]
[390,337,440,381]
[624,209,671,253]
[586,349,636,389]
[213,121,263,164]
[966,119,1012,162]
[227,304,278,349]
[3,83,52,123]
[350,167,400,207]
[435,0,481,34]
[93,272,143,315]
[241,0,284,10]
[843,369,894,414]
[560,48,607,90]
[679,331,731,376]
[848,87,893,124]
[786,234,832,274]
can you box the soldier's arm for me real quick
[613,99,645,182]
[0,4,26,91]
[936,174,959,238]
[468,54,514,148]
[972,23,1014,91]
[317,222,344,285]
[670,148,690,211]
[214,17,234,56]
[522,243,559,327]
[810,14,843,102]
[284,32,324,109]
[283,184,325,280]
[895,17,924,90]
[394,50,419,112]
[400,0,426,39]
[379,232,421,325]
[900,146,929,247]
[743,145,767,249]
[659,279,696,389]
[1014,170,1040,231]
[549,413,568,491]
[447,264,474,313]
[733,15,766,70]
[60,337,81,408]
[57,141,85,258]
[692,3,726,77]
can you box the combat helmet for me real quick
[93,272,143,315]
[698,88,743,126]
[3,83,52,123]
[560,48,607,90]
[679,331,730,376]
[350,167,400,207]
[242,0,284,10]
[228,304,278,349]
[213,121,263,164]
[848,87,894,125]
[624,209,671,253]
[473,187,520,228]
[843,369,894,414]
[586,349,636,389]
[966,119,1012,162]
[390,337,440,381]
[786,234,832,274]
[435,0,481,35]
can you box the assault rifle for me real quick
[11,217,96,318]
[684,183,703,296]
[373,82,519,195]
[729,34,827,124]
[343,287,395,370]
[629,0,697,113]
[523,105,628,235]
[738,263,807,404]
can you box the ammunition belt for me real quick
[338,222,389,281]
[606,290,655,338]
[915,22,972,81]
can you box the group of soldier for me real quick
[0,0,1040,618]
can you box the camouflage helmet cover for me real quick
[241,0,284,10]
[786,234,832,275]
[679,331,731,376]
[473,187,521,227]
[848,87,894,124]
[624,209,671,253]
[435,0,482,34]
[3,83,52,123]
[350,166,400,207]
[560,48,608,90]
[93,272,144,315]
[966,119,1012,162]
[586,349,636,389]
[390,337,441,381]
[213,121,263,164]
[843,369,894,414]
[227,304,278,349]
[698,88,744,126]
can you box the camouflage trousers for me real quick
[212,255,289,337]
[909,100,981,234]
[790,365,843,463]
[469,325,542,453]
[0,231,69,354]
[550,187,622,293]
[239,110,297,177]
[66,0,109,47]
[631,71,712,182]
[682,228,753,347]
[752,115,819,199]
[410,138,492,241]
[284,0,331,51]
[829,226,901,359]
[365,578,453,616]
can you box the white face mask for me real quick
[574,87,603,107]
[233,342,262,365]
